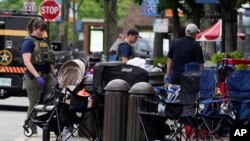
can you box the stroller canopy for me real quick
[58,59,86,88]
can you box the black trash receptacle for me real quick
[78,75,96,137]
[103,79,130,141]
[148,71,165,86]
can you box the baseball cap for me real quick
[185,23,200,34]
[127,28,142,38]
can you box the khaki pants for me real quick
[24,73,57,133]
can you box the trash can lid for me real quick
[129,82,155,95]
[104,79,130,91]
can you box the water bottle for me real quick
[157,102,166,116]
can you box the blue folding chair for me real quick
[183,69,229,140]
[184,62,200,72]
[227,70,250,123]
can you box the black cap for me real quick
[127,28,142,38]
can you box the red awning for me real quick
[196,19,246,41]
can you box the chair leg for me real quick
[138,114,150,141]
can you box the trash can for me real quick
[148,71,165,86]
[103,79,130,141]
[126,82,155,141]
[78,75,95,137]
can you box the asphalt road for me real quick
[0,97,89,141]
[0,97,29,141]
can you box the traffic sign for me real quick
[40,0,60,20]
[153,18,169,33]
[23,1,36,12]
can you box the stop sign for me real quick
[40,0,60,20]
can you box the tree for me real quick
[154,0,203,58]
[103,0,118,56]
[102,0,133,56]
[220,0,250,52]
[202,4,219,58]
[157,0,250,54]
[219,0,238,52]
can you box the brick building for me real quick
[121,5,154,33]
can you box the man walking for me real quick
[166,23,204,84]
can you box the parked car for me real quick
[134,38,169,58]
[134,38,153,58]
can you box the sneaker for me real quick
[32,133,39,137]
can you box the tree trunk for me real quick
[103,0,118,56]
[202,4,217,58]
[172,1,181,38]
[153,33,163,58]
[59,0,69,50]
[190,4,202,27]
[220,0,237,53]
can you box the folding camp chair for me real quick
[197,69,230,140]
[136,89,180,141]
[137,71,200,141]
[227,70,250,126]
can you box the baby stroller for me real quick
[23,59,101,141]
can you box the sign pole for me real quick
[47,21,50,40]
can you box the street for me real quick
[0,110,27,141]
[0,97,88,141]
[0,97,29,141]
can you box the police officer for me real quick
[21,18,57,134]
[117,28,141,62]
[166,23,204,84]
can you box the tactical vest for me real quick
[117,42,135,61]
[25,36,54,65]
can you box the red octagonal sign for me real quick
[40,0,60,20]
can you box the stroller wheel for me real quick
[23,127,33,137]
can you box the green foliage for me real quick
[211,51,247,70]
[211,52,225,64]
[230,51,246,70]
[229,50,243,59]
[235,64,247,70]
[118,0,133,25]
[0,0,44,12]
[153,57,167,66]
[0,0,21,10]
[0,0,132,48]
[77,0,104,19]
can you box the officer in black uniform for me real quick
[166,23,204,85]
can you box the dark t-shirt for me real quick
[21,36,51,74]
[117,42,132,60]
[168,36,204,72]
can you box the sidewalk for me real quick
[14,134,89,141]
[14,132,229,141]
